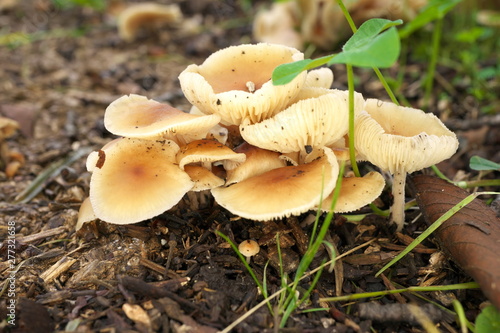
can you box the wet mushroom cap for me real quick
[104,94,221,142]
[178,43,307,125]
[89,138,193,224]
[354,99,459,174]
[176,139,246,170]
[117,3,182,41]
[319,171,385,213]
[211,147,339,221]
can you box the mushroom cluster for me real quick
[78,43,458,231]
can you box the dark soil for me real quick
[0,1,499,332]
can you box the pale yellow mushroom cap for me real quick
[211,147,339,221]
[304,67,334,89]
[176,139,246,171]
[184,165,225,192]
[89,138,193,224]
[76,197,98,231]
[354,99,459,174]
[178,43,307,126]
[318,171,385,213]
[240,88,363,156]
[117,3,182,41]
[104,94,221,144]
[226,142,286,185]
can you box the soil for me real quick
[0,1,499,332]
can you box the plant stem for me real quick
[373,68,399,105]
[346,64,361,178]
[391,169,406,231]
[336,0,357,32]
[424,18,443,107]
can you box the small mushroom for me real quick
[354,99,459,231]
[176,139,246,171]
[211,147,339,221]
[117,3,182,41]
[253,1,303,50]
[238,240,260,263]
[178,43,307,126]
[89,138,193,224]
[226,142,286,185]
[183,165,225,192]
[104,94,221,145]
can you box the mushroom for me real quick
[240,88,364,159]
[178,43,307,126]
[89,138,193,224]
[226,142,286,185]
[354,99,459,231]
[117,3,182,41]
[211,147,339,221]
[253,1,303,50]
[238,240,260,263]
[176,139,246,171]
[318,171,385,213]
[104,94,221,145]
[76,197,98,231]
[304,67,334,89]
[183,165,225,192]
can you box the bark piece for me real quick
[410,174,500,310]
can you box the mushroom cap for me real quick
[238,239,260,257]
[211,147,339,221]
[184,165,225,191]
[178,43,307,126]
[76,197,98,231]
[117,3,182,41]
[253,1,303,50]
[226,142,287,185]
[176,139,246,170]
[0,116,19,140]
[104,94,221,144]
[318,171,385,213]
[354,99,459,174]
[304,67,334,89]
[240,88,363,155]
[89,138,193,224]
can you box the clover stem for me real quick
[391,169,407,231]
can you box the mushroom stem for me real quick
[201,160,212,171]
[390,169,407,231]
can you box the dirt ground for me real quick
[0,0,499,332]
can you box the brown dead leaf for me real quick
[410,174,500,310]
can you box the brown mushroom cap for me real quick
[211,147,339,221]
[318,171,385,213]
[226,142,286,185]
[354,99,459,174]
[104,94,221,144]
[238,239,261,257]
[240,88,363,156]
[0,116,19,140]
[183,165,225,191]
[89,138,193,224]
[117,3,182,41]
[178,43,307,126]
[176,139,246,171]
